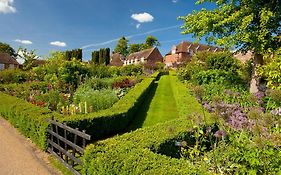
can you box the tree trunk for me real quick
[250,53,263,93]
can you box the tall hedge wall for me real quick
[82,75,213,174]
[59,74,158,140]
[0,73,159,150]
[0,92,54,150]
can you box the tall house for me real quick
[124,47,163,66]
[164,41,223,67]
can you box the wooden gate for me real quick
[46,119,91,175]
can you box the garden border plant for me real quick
[81,75,214,174]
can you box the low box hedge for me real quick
[0,73,159,150]
[59,74,158,140]
[0,92,54,150]
[82,76,213,174]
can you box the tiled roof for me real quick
[172,41,223,54]
[0,53,19,65]
[109,53,125,66]
[32,59,46,66]
[126,48,155,61]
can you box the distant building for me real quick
[109,53,125,67]
[0,53,20,70]
[124,47,163,66]
[234,51,253,63]
[164,41,223,67]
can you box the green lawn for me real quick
[129,74,179,129]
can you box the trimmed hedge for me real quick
[57,73,159,140]
[0,73,158,150]
[82,76,213,174]
[0,92,54,150]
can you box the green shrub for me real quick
[0,69,30,84]
[0,81,49,100]
[73,88,119,112]
[81,75,213,174]
[59,74,158,140]
[193,69,242,85]
[120,64,143,76]
[206,51,240,72]
[258,52,281,89]
[0,92,57,150]
[82,117,213,175]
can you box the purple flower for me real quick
[255,91,265,100]
[271,107,281,116]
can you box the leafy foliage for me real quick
[0,42,17,57]
[114,36,129,56]
[258,51,281,89]
[0,92,55,150]
[65,49,82,61]
[73,88,119,112]
[179,0,281,54]
[0,69,30,84]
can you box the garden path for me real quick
[129,74,179,130]
[0,117,59,175]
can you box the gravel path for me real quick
[0,118,59,175]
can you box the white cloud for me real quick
[14,39,33,45]
[131,12,154,23]
[136,24,141,29]
[50,41,67,47]
[172,0,179,3]
[0,0,16,14]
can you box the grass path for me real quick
[129,74,179,129]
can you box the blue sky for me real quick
[0,0,213,60]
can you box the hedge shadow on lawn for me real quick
[126,76,160,131]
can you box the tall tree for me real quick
[142,36,160,50]
[129,43,142,54]
[18,48,37,70]
[99,48,105,64]
[114,37,129,56]
[65,49,83,61]
[105,48,110,65]
[0,42,17,57]
[179,0,281,93]
[91,51,100,64]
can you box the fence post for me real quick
[72,128,78,167]
[64,123,68,163]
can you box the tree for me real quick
[91,51,100,64]
[105,48,110,65]
[179,0,281,93]
[0,42,17,57]
[99,48,105,64]
[18,48,38,71]
[129,43,142,54]
[114,37,129,56]
[65,49,83,61]
[142,36,160,50]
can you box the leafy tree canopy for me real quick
[0,42,17,57]
[18,47,38,70]
[114,37,129,56]
[179,0,281,54]
[142,36,161,50]
[129,43,142,54]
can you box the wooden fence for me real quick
[46,119,91,175]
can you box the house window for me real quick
[0,63,4,70]
[135,59,139,64]
[9,64,14,69]
[141,57,145,63]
